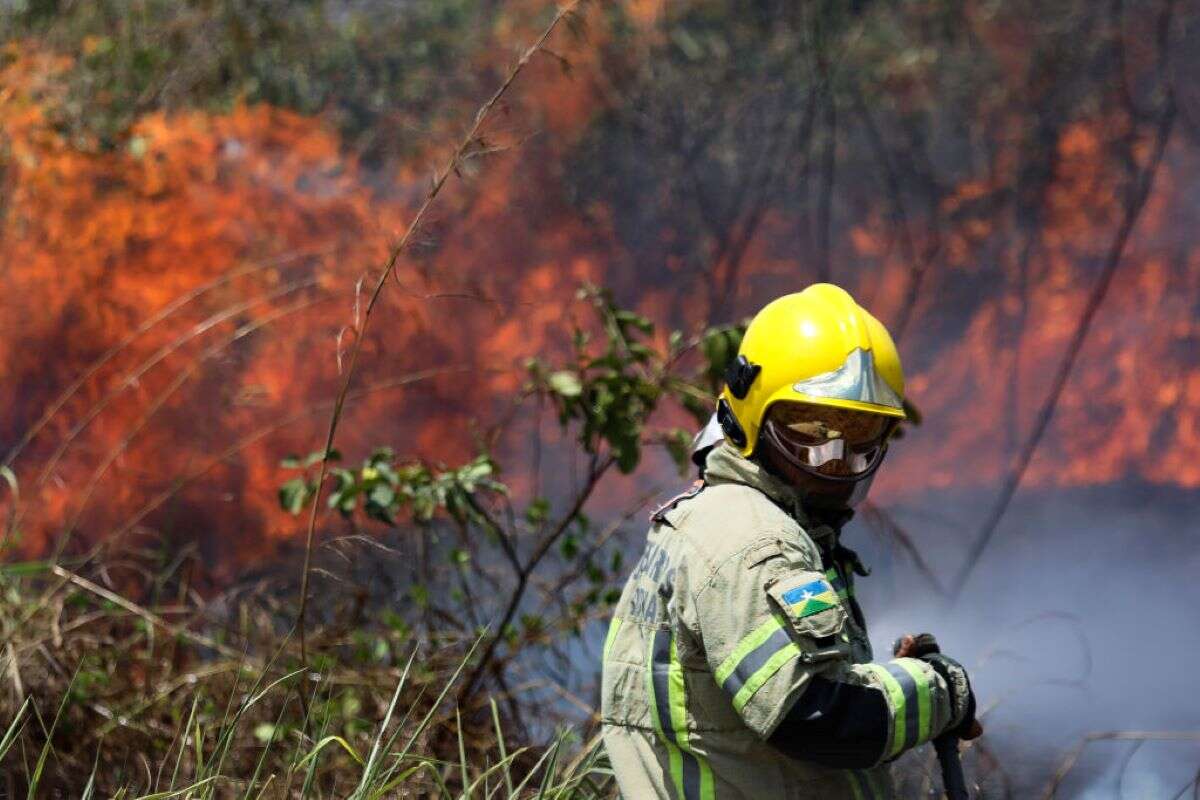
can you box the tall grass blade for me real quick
[27,670,77,799]
[351,647,417,796]
[297,735,364,768]
[204,665,304,788]
[169,691,201,791]
[490,698,514,798]
[460,747,529,798]
[535,735,563,797]
[368,637,484,795]
[508,737,562,797]
[132,775,223,799]
[242,693,292,799]
[297,671,338,799]
[457,706,469,798]
[80,746,101,800]
[0,697,30,760]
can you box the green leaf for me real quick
[253,723,277,744]
[368,446,396,464]
[381,610,410,639]
[615,440,641,473]
[280,449,340,469]
[525,497,550,525]
[520,614,544,638]
[548,371,583,397]
[559,534,579,560]
[296,735,364,767]
[627,342,654,362]
[614,309,653,334]
[0,465,18,502]
[668,329,684,353]
[366,483,397,525]
[278,478,312,514]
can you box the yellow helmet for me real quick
[718,283,906,457]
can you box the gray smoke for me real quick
[853,482,1200,796]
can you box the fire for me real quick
[877,115,1196,497]
[1,5,1197,571]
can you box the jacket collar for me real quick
[702,443,811,527]
[702,444,857,554]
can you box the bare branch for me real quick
[295,0,588,667]
[950,95,1177,600]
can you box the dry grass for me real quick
[0,546,614,797]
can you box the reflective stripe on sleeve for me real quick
[713,614,802,712]
[892,658,933,745]
[602,616,622,663]
[647,628,715,800]
[863,663,906,757]
[846,771,866,800]
[864,659,933,757]
[845,769,882,800]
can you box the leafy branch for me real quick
[281,284,745,720]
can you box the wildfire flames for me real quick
[1,9,1197,572]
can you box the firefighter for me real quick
[600,284,979,799]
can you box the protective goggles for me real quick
[761,417,893,481]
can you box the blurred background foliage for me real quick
[2,0,491,158]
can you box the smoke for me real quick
[853,481,1200,794]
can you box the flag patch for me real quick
[781,578,839,618]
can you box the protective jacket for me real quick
[600,444,958,799]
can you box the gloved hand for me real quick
[893,633,982,740]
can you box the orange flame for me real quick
[1,19,1197,568]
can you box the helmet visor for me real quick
[761,403,894,481]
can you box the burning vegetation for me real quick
[1,0,1199,795]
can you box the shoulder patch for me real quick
[766,569,847,639]
[650,481,705,527]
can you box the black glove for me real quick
[922,652,976,739]
[892,633,977,739]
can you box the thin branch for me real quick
[1115,739,1144,799]
[949,97,1176,600]
[534,482,663,618]
[48,564,251,663]
[859,502,947,598]
[1042,731,1200,799]
[455,454,614,708]
[295,0,587,667]
[464,493,523,578]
